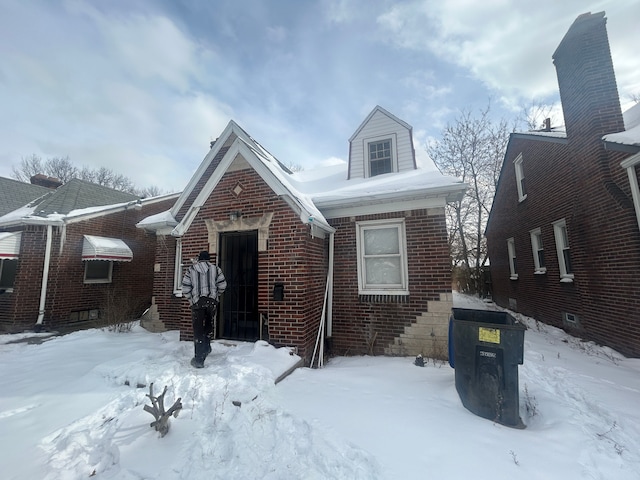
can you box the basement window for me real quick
[563,312,581,329]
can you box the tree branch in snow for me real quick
[143,383,182,437]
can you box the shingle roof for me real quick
[32,178,139,216]
[0,177,51,217]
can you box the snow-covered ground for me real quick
[1,293,639,479]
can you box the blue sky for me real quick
[1,0,639,193]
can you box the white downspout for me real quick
[311,231,334,368]
[36,224,53,327]
[327,231,334,337]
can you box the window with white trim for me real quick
[530,228,546,274]
[84,261,113,284]
[366,136,395,177]
[507,237,518,280]
[553,219,574,282]
[356,219,408,295]
[0,258,18,291]
[514,153,527,201]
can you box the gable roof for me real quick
[169,132,335,237]
[348,105,412,143]
[142,118,467,237]
[0,177,51,217]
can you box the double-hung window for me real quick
[514,154,527,201]
[367,138,393,177]
[553,219,573,282]
[507,237,518,280]
[530,228,546,274]
[356,219,408,295]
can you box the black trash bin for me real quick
[450,307,526,428]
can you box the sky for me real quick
[1,293,640,479]
[1,0,639,194]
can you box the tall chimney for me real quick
[552,12,624,139]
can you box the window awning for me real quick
[82,235,133,262]
[0,232,22,259]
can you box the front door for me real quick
[219,231,259,341]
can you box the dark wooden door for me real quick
[219,231,259,341]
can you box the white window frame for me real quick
[0,258,18,292]
[507,237,518,280]
[514,153,527,202]
[355,218,409,295]
[84,261,113,284]
[173,237,184,296]
[529,228,546,274]
[364,134,397,178]
[553,219,574,282]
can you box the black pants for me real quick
[191,298,216,361]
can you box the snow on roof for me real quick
[604,102,640,147]
[136,209,177,228]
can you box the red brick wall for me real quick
[486,13,640,357]
[158,166,328,363]
[329,209,452,356]
[0,198,175,332]
[486,134,640,357]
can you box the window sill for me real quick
[560,276,574,283]
[534,269,547,275]
[510,275,519,280]
[518,194,528,203]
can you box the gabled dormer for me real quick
[348,105,417,179]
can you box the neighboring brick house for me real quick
[485,12,640,357]
[138,106,467,364]
[0,177,179,332]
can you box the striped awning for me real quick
[82,235,133,262]
[0,232,21,259]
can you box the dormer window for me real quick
[369,139,393,176]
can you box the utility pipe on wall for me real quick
[36,224,53,327]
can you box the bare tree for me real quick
[427,104,511,295]
[11,154,165,195]
[519,99,560,131]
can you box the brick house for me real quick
[0,177,179,332]
[485,12,640,357]
[138,106,467,364]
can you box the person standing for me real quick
[181,250,227,368]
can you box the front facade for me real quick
[486,12,640,357]
[0,178,178,332]
[141,106,467,364]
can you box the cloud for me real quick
[376,0,640,107]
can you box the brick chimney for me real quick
[30,174,63,189]
[552,12,624,140]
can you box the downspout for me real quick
[35,224,53,328]
[327,231,334,337]
[311,231,334,368]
